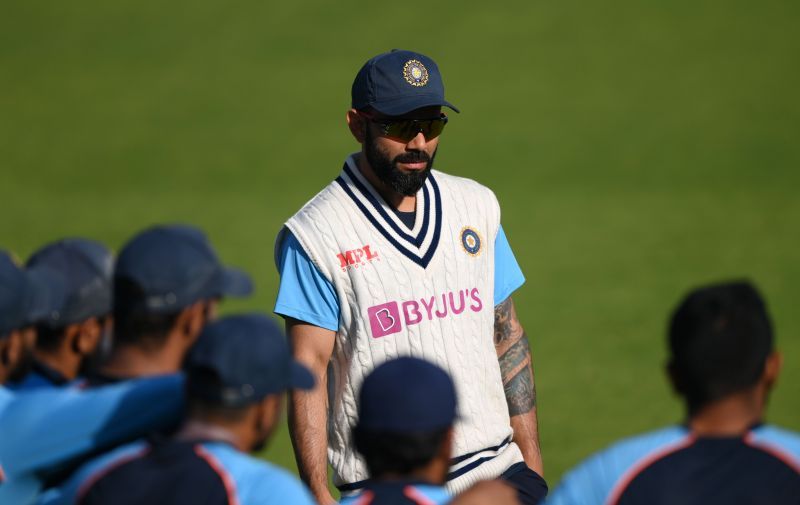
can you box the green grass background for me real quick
[2,0,798,489]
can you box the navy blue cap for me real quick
[26,238,113,328]
[0,251,66,336]
[115,225,253,313]
[356,357,457,433]
[352,49,460,116]
[186,314,314,407]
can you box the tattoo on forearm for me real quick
[494,297,536,416]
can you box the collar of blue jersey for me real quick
[31,360,70,386]
[335,154,442,269]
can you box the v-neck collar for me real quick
[335,155,442,269]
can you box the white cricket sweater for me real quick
[278,155,523,493]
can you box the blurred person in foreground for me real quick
[44,314,317,505]
[340,356,520,505]
[85,224,252,386]
[548,280,800,505]
[0,251,184,505]
[10,239,113,390]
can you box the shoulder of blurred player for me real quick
[0,375,183,489]
[37,440,150,505]
[450,480,519,505]
[197,442,316,505]
[339,483,452,505]
[547,425,690,505]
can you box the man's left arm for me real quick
[494,296,543,475]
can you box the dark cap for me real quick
[26,238,113,328]
[356,357,457,433]
[115,225,253,313]
[0,251,66,336]
[352,49,459,116]
[186,313,314,407]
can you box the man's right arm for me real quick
[287,317,336,505]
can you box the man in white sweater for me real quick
[274,49,545,505]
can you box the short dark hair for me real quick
[113,277,180,350]
[353,427,449,478]
[35,324,67,352]
[668,280,774,413]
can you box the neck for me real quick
[688,389,764,436]
[35,348,79,381]
[101,343,182,379]
[356,153,416,212]
[177,419,248,452]
[378,459,448,486]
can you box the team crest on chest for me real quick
[403,59,429,87]
[460,227,482,256]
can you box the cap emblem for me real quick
[403,59,429,87]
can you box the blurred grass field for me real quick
[2,0,798,487]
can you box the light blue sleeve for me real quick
[546,452,615,505]
[494,225,525,306]
[36,441,150,505]
[274,231,340,332]
[547,426,691,505]
[750,425,800,464]
[0,375,183,479]
[339,485,451,505]
[203,443,316,505]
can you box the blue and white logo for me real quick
[460,227,482,256]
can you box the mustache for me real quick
[394,151,431,164]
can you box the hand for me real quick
[451,480,520,505]
[315,491,337,505]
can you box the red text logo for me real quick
[337,245,379,271]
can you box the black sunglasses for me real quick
[361,112,448,142]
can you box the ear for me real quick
[176,301,207,346]
[256,393,283,434]
[438,427,455,462]
[763,351,782,389]
[666,359,684,396]
[0,330,23,377]
[73,318,102,355]
[346,109,367,144]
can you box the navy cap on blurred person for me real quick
[0,251,65,336]
[352,49,459,116]
[115,225,253,313]
[26,238,113,328]
[186,314,314,408]
[356,356,458,433]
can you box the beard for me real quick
[364,128,436,196]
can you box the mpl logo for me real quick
[367,288,484,338]
[337,245,379,272]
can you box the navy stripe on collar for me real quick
[343,164,430,247]
[335,162,442,269]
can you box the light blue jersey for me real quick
[275,226,525,331]
[0,375,184,505]
[548,424,800,505]
[41,439,315,505]
[339,481,452,505]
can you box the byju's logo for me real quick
[367,302,402,338]
[337,245,379,272]
[366,288,484,339]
